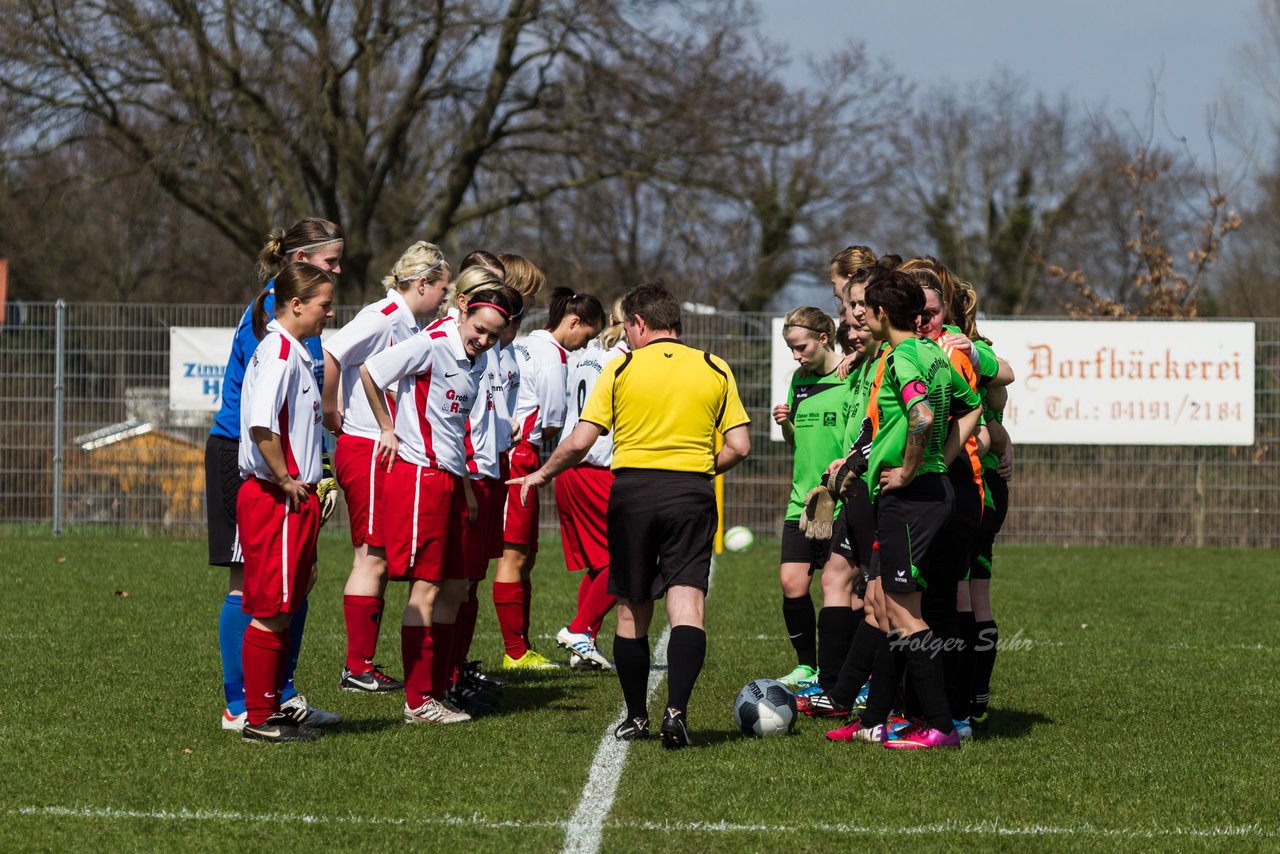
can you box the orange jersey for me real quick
[942,341,984,490]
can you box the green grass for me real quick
[1,537,1278,852]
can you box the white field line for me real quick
[12,807,1278,840]
[561,557,717,854]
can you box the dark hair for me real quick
[621,280,682,335]
[252,262,336,339]
[835,320,855,355]
[256,218,343,281]
[545,286,606,332]
[462,287,522,324]
[460,250,506,279]
[863,262,924,332]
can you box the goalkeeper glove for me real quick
[318,452,339,527]
[799,485,835,541]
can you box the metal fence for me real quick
[1,301,1277,547]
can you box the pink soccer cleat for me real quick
[883,724,961,749]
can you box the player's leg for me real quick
[970,472,1007,732]
[207,435,251,731]
[555,466,616,669]
[495,441,552,668]
[607,471,661,740]
[777,542,818,688]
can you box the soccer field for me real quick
[1,536,1277,852]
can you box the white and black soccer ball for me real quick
[733,678,798,737]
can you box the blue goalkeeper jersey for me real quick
[209,286,326,440]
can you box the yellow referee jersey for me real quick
[579,337,750,475]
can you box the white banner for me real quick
[170,327,234,411]
[768,319,1256,446]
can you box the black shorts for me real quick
[872,474,954,595]
[607,469,717,601]
[780,520,831,571]
[832,478,875,578]
[205,434,243,567]
[970,472,1009,581]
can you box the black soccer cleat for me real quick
[445,683,497,716]
[340,664,405,693]
[659,707,691,750]
[461,660,506,692]
[242,712,325,743]
[614,715,650,741]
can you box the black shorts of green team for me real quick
[779,520,832,572]
[205,434,242,567]
[970,472,1010,581]
[831,477,876,575]
[607,469,717,601]
[871,473,954,595]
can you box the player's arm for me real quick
[773,403,795,447]
[991,357,1015,387]
[510,420,603,505]
[987,418,1010,456]
[882,381,931,492]
[944,404,983,465]
[321,350,343,435]
[249,425,307,511]
[715,423,751,474]
[359,365,399,472]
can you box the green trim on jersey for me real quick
[785,365,852,521]
[865,337,980,503]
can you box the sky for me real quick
[757,0,1259,167]
[754,0,1263,309]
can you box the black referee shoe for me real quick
[242,712,325,743]
[614,715,650,741]
[659,707,691,750]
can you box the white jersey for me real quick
[564,340,629,468]
[511,329,568,445]
[323,289,419,441]
[494,343,521,455]
[238,320,324,483]
[364,319,487,476]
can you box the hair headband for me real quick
[784,323,830,336]
[289,238,344,255]
[397,259,446,283]
[468,301,510,320]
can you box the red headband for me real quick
[468,301,510,320]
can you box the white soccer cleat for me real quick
[403,698,472,725]
[221,708,247,732]
[556,626,613,670]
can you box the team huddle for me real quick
[206,219,635,742]
[771,247,1015,749]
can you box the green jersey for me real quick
[972,338,1002,471]
[864,336,981,503]
[785,366,852,521]
[841,343,886,453]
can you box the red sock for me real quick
[453,583,480,681]
[576,572,592,614]
[492,581,527,658]
[519,577,533,643]
[243,625,288,726]
[401,625,433,709]
[430,622,456,700]
[343,595,384,674]
[570,567,617,636]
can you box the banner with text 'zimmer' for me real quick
[979,320,1254,445]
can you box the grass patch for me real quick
[1,538,1277,851]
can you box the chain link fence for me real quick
[1,301,1276,547]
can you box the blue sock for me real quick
[219,594,251,715]
[280,596,308,703]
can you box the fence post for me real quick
[53,299,65,536]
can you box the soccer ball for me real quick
[733,678,797,737]
[723,525,754,553]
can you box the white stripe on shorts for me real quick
[409,465,422,569]
[367,449,378,538]
[281,509,290,604]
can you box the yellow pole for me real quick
[714,432,724,554]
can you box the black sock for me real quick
[665,625,707,714]
[830,620,882,705]
[782,595,817,669]
[817,606,858,691]
[859,630,903,727]
[958,611,977,720]
[903,630,953,732]
[613,635,651,721]
[972,620,998,716]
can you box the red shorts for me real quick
[462,477,494,581]
[237,477,319,618]
[503,441,541,547]
[487,457,510,559]
[334,433,386,548]
[383,459,468,582]
[555,464,613,572]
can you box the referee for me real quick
[512,281,751,749]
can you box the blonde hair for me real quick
[383,241,449,292]
[783,306,835,349]
[256,218,343,282]
[497,254,545,299]
[598,298,626,348]
[449,267,504,311]
[830,245,878,280]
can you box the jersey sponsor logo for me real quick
[823,412,837,426]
